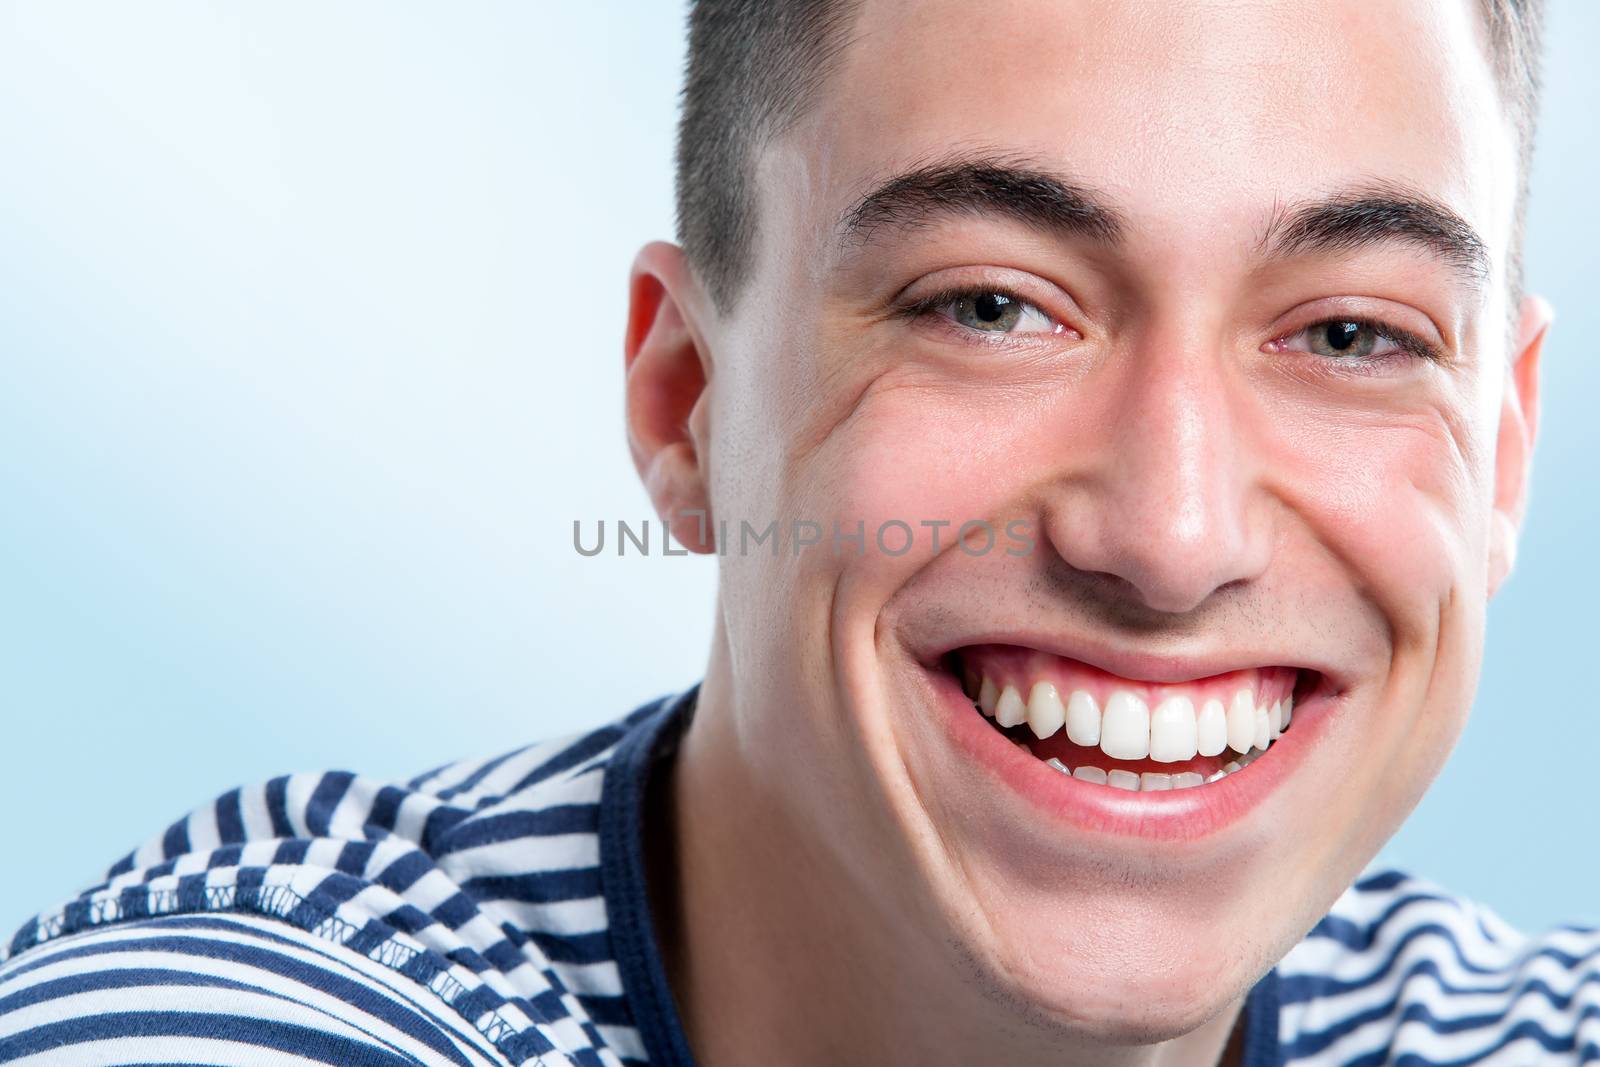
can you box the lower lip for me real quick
[928,666,1336,841]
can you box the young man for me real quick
[0,1,1571,1064]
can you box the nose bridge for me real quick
[1047,329,1267,614]
[1116,337,1234,543]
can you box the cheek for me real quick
[807,377,1059,595]
[1267,370,1496,636]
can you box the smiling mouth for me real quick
[944,644,1324,792]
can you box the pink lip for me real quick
[921,628,1345,691]
[926,663,1338,841]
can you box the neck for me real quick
[645,641,1248,1067]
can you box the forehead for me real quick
[774,0,1516,276]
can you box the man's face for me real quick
[683,0,1537,1040]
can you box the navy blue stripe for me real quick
[505,725,629,797]
[367,784,409,833]
[216,787,246,843]
[461,867,602,906]
[0,966,275,1017]
[275,838,311,866]
[436,805,601,855]
[420,806,470,853]
[522,928,615,966]
[160,816,190,860]
[306,772,356,837]
[337,840,378,876]
[375,850,434,895]
[264,776,295,838]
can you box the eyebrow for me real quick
[839,155,1125,248]
[1259,183,1491,292]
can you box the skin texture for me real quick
[622,1,1552,1065]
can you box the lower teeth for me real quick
[1037,748,1264,791]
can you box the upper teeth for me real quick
[968,671,1292,766]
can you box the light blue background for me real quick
[0,2,1594,937]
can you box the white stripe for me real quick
[6,1036,332,1067]
[442,832,600,876]
[187,798,222,854]
[480,894,609,938]
[490,765,606,814]
[596,1022,647,1063]
[237,782,279,842]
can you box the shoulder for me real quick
[1276,869,1600,1065]
[1,696,676,1066]
[0,912,512,1065]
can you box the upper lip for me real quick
[923,628,1344,692]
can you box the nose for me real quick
[1040,335,1271,615]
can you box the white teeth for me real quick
[995,684,1027,728]
[1065,690,1101,746]
[1107,769,1140,792]
[1196,698,1228,757]
[973,665,1295,791]
[1026,682,1066,740]
[1149,695,1198,763]
[1100,691,1150,760]
[978,677,999,717]
[1227,689,1255,755]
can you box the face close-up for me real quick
[630,0,1548,1059]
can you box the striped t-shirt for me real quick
[2,688,1598,1065]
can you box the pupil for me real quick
[975,294,1010,322]
[1326,322,1361,350]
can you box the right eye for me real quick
[939,291,1064,335]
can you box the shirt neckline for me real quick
[596,686,1282,1067]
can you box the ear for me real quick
[625,241,717,554]
[1487,293,1552,596]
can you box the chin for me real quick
[945,910,1267,1047]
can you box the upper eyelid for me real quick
[900,283,1071,327]
[892,264,1085,314]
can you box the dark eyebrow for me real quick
[839,155,1125,248]
[1259,183,1491,292]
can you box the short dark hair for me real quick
[676,0,1546,310]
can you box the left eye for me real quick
[1291,320,1396,359]
[945,292,1062,335]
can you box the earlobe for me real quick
[625,241,717,554]
[1487,294,1552,597]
